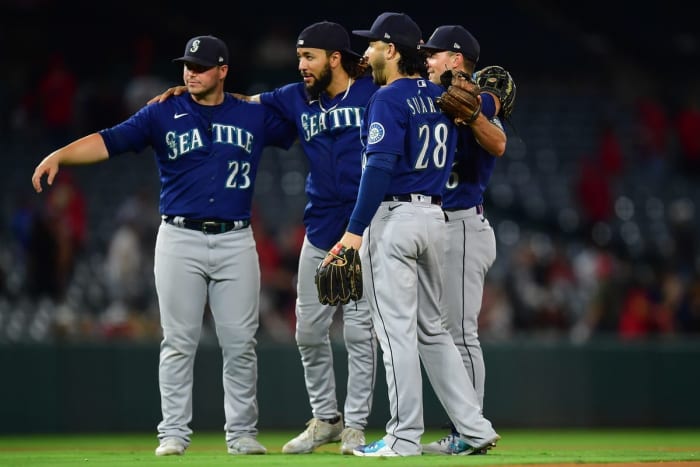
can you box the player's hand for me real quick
[147,85,188,104]
[322,232,362,266]
[231,92,251,101]
[31,154,60,193]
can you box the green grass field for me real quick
[0,429,698,466]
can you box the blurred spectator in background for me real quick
[253,211,300,342]
[247,21,298,92]
[570,247,624,342]
[597,123,624,179]
[25,170,86,303]
[123,35,170,115]
[101,190,159,339]
[36,51,78,147]
[10,192,38,266]
[478,279,514,341]
[674,94,700,176]
[76,77,126,135]
[678,274,700,333]
[633,95,670,182]
[575,153,614,231]
[616,266,681,339]
[26,203,60,300]
[45,170,87,296]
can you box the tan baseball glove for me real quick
[436,70,482,126]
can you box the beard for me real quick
[370,59,387,86]
[304,63,333,102]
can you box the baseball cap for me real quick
[297,21,361,58]
[173,35,228,67]
[352,12,422,48]
[419,25,480,62]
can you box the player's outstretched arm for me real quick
[146,87,262,104]
[470,64,516,156]
[32,133,109,193]
[231,93,261,103]
[146,85,188,104]
[470,107,506,157]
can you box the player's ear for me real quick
[452,53,462,69]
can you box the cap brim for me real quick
[418,44,439,51]
[343,48,362,59]
[172,57,219,67]
[352,30,380,41]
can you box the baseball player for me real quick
[419,25,507,454]
[31,35,295,457]
[257,22,379,455]
[324,12,500,457]
[148,21,379,455]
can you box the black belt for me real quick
[163,216,250,234]
[384,194,442,205]
[444,204,484,214]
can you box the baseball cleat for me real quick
[227,436,267,455]
[423,432,499,455]
[155,438,186,456]
[422,432,460,455]
[450,433,500,456]
[353,439,400,457]
[282,414,343,454]
[340,427,365,455]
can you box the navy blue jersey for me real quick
[260,76,379,250]
[362,77,456,196]
[442,116,504,210]
[99,93,295,220]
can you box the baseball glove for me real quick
[436,70,482,126]
[315,243,363,306]
[474,65,516,119]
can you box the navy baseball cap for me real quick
[297,21,361,58]
[352,12,422,48]
[419,25,480,62]
[173,35,228,67]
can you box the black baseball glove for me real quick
[436,70,482,126]
[474,65,516,119]
[315,244,363,306]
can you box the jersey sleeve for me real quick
[99,104,155,157]
[263,109,297,149]
[363,93,405,157]
[258,83,299,120]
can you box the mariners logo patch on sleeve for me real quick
[368,122,385,144]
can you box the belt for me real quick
[162,215,250,234]
[384,194,442,206]
[444,204,484,215]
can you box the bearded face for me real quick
[304,62,333,102]
[369,55,387,86]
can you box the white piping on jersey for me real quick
[317,77,353,113]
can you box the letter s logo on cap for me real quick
[190,40,200,53]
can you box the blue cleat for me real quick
[353,439,400,457]
[449,434,500,456]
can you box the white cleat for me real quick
[340,427,365,455]
[227,436,267,455]
[282,415,343,454]
[155,438,186,456]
